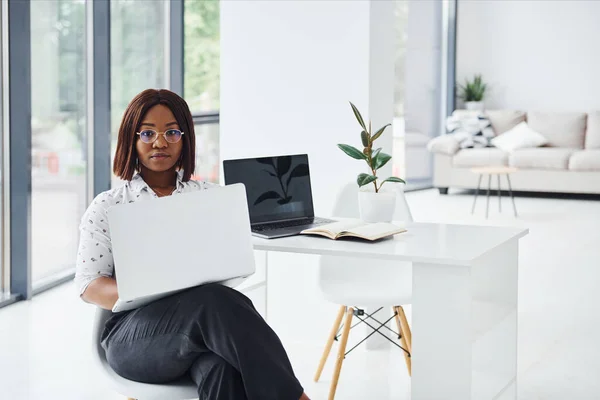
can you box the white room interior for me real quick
[1,1,599,399]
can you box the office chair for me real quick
[314,183,413,400]
[92,307,198,400]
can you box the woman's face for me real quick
[136,104,183,173]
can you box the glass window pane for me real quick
[185,0,220,184]
[0,6,4,296]
[30,0,87,283]
[192,122,219,183]
[111,0,167,187]
[184,0,220,113]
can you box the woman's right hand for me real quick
[81,277,119,310]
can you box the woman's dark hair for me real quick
[113,89,196,182]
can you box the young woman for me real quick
[75,89,310,400]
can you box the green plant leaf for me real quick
[338,143,367,160]
[357,173,377,187]
[371,147,382,160]
[349,102,367,131]
[373,152,392,170]
[371,123,391,142]
[458,74,486,102]
[381,176,405,185]
[361,130,369,147]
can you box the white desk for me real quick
[252,222,528,400]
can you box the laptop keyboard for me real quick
[253,217,334,232]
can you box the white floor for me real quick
[1,188,599,399]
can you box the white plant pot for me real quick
[465,101,484,111]
[358,190,396,223]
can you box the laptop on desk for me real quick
[223,154,335,239]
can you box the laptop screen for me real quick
[223,154,315,224]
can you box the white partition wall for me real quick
[220,0,394,215]
[220,0,395,343]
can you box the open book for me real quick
[300,219,406,241]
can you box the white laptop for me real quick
[107,183,256,312]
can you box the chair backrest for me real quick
[317,182,413,295]
[92,307,113,364]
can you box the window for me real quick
[184,0,220,113]
[392,0,409,181]
[185,0,220,183]
[30,0,88,284]
[110,0,167,187]
[0,4,4,297]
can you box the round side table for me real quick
[470,166,518,218]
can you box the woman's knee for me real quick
[191,353,242,387]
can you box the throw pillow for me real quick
[490,121,548,152]
[446,111,495,149]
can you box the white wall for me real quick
[220,0,394,216]
[220,0,395,345]
[457,0,600,112]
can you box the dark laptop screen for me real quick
[223,154,315,224]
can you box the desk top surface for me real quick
[252,222,528,266]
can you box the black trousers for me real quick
[101,283,304,400]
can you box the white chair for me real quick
[92,307,198,400]
[313,183,413,400]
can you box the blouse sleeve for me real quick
[74,192,115,296]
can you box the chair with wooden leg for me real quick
[313,183,414,400]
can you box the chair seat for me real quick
[100,359,198,400]
[320,281,411,307]
[93,308,198,400]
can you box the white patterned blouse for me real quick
[74,171,217,296]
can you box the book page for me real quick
[344,222,405,240]
[302,219,365,235]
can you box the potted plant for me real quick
[338,102,406,222]
[458,74,487,111]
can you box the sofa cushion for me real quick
[569,150,600,171]
[585,112,600,149]
[453,148,508,167]
[485,110,526,135]
[427,134,460,155]
[527,111,586,148]
[509,148,575,170]
[491,121,548,152]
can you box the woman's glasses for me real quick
[136,129,184,144]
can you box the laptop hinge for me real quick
[251,216,313,226]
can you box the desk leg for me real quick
[411,240,518,400]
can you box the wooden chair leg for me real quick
[393,306,412,376]
[328,307,353,400]
[314,305,346,382]
[396,305,412,351]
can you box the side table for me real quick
[470,166,518,218]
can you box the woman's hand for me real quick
[81,277,119,310]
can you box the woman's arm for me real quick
[75,192,117,309]
[82,277,119,310]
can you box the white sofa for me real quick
[429,110,600,194]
